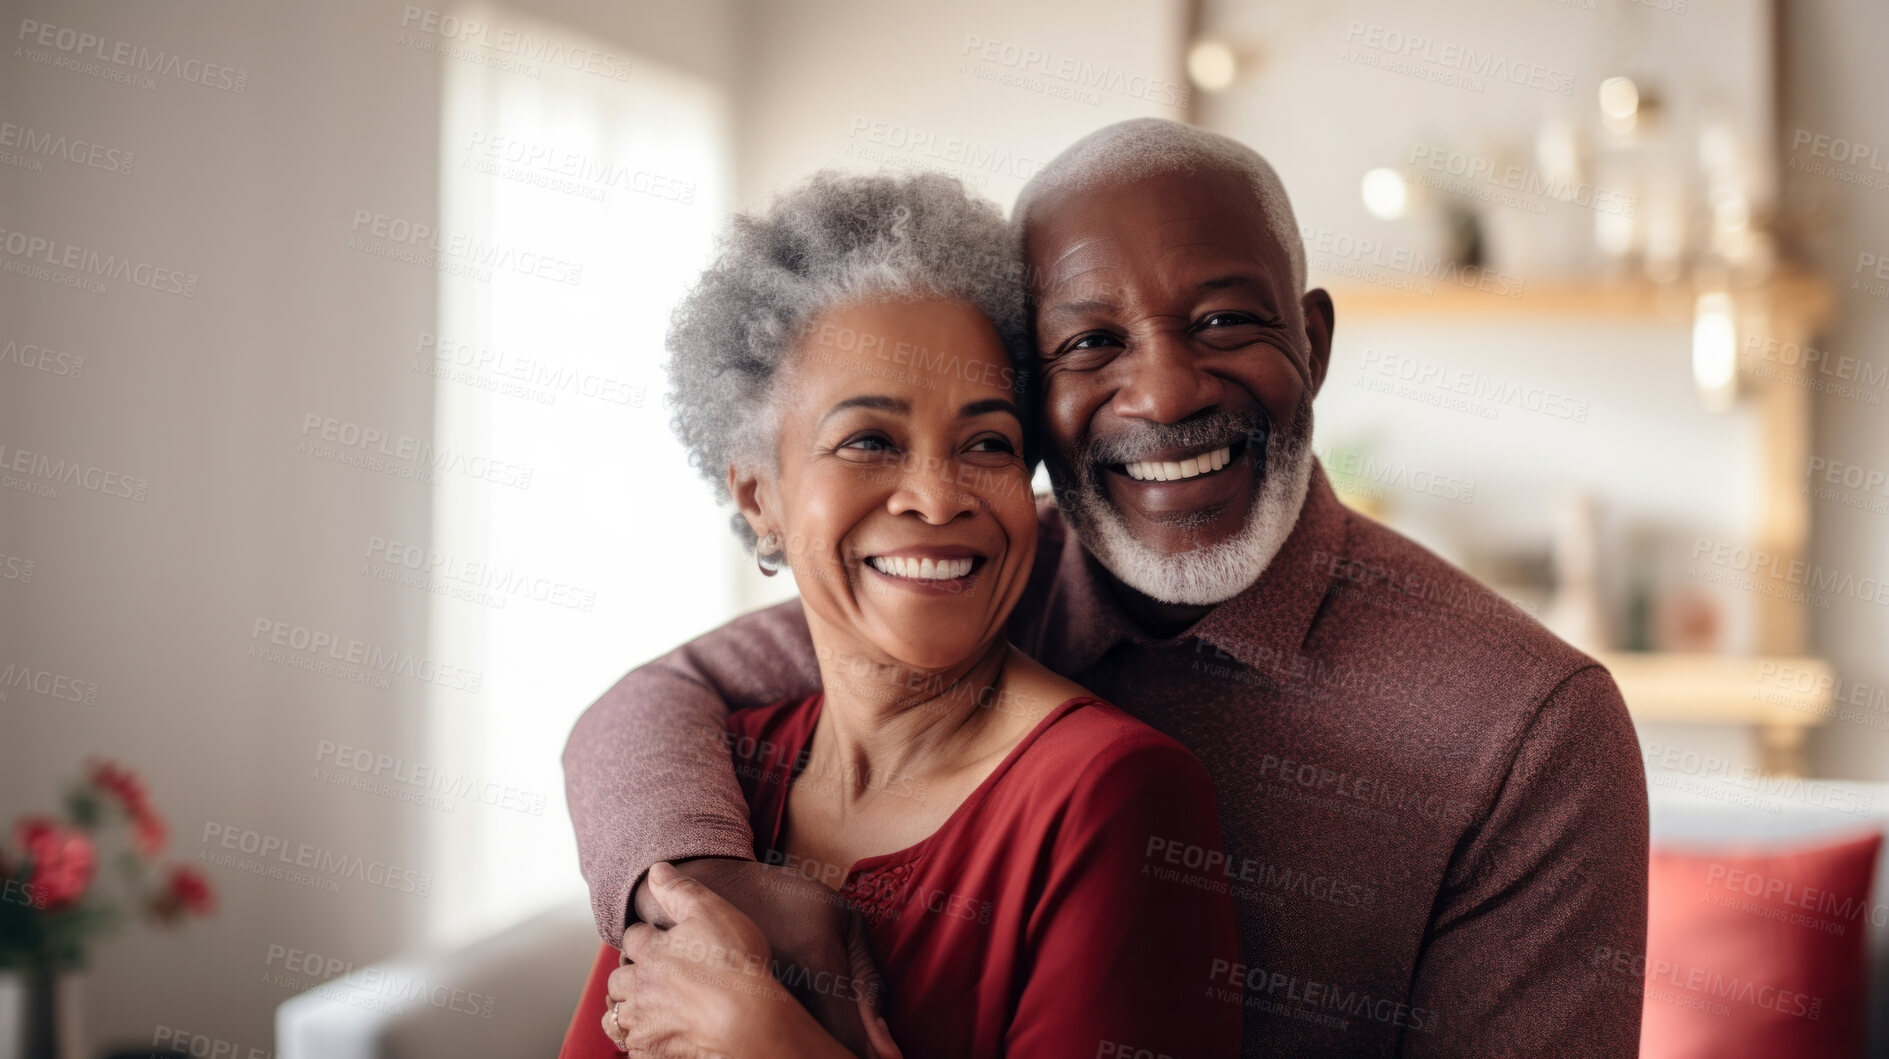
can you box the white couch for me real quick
[275,902,598,1059]
[277,779,1889,1057]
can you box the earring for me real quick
[756,532,784,577]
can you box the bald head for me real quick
[1016,118,1306,299]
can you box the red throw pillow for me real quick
[1638,831,1882,1059]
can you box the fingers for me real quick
[845,911,893,1059]
[620,922,662,966]
[862,1012,902,1059]
[599,999,628,1053]
[845,912,886,1016]
[646,861,735,925]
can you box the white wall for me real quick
[0,0,739,1051]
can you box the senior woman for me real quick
[559,171,1240,1059]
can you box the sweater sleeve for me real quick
[1400,664,1650,1058]
[562,599,821,943]
[1006,738,1244,1059]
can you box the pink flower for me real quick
[15,817,95,910]
[149,865,216,925]
[89,760,168,857]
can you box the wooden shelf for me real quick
[1598,652,1834,725]
[1324,269,1830,322]
[1598,652,1835,775]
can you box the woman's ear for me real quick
[729,464,772,544]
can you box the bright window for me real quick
[425,7,735,944]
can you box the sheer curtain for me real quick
[424,6,738,945]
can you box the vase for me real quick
[0,968,81,1059]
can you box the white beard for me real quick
[1053,422,1314,606]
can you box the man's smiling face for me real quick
[1024,164,1334,609]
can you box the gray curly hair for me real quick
[666,169,1033,550]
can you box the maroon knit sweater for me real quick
[563,464,1649,1057]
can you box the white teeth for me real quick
[867,556,975,580]
[1123,446,1233,483]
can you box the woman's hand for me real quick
[604,862,900,1059]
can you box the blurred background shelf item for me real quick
[1599,652,1835,775]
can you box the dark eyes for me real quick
[1199,311,1261,329]
[1050,310,1280,361]
[837,432,1017,457]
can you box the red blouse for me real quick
[561,693,1241,1059]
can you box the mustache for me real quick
[1078,408,1271,468]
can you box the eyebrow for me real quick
[1039,296,1120,325]
[960,398,1022,421]
[818,395,1021,425]
[819,395,909,425]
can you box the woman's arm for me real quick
[1007,738,1244,1059]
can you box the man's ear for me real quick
[1300,287,1335,397]
[728,464,772,544]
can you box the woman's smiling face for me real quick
[733,297,1036,675]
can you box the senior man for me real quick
[565,119,1647,1057]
